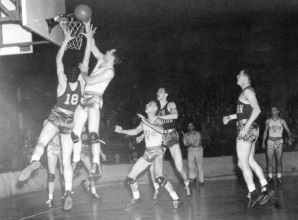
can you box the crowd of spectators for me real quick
[2,71,298,172]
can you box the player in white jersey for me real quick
[71,26,123,176]
[115,101,184,211]
[262,106,292,184]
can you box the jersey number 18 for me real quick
[64,94,79,105]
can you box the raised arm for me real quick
[262,119,270,149]
[81,23,96,71]
[56,29,74,84]
[159,102,178,120]
[281,119,292,145]
[115,123,143,136]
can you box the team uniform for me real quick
[158,103,179,148]
[47,135,61,158]
[267,119,283,149]
[142,117,164,162]
[79,65,113,111]
[236,87,259,143]
[48,82,82,134]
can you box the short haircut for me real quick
[113,50,124,65]
[159,86,173,100]
[187,121,195,127]
[271,104,281,111]
[242,68,255,83]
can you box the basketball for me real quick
[74,4,92,22]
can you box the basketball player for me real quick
[18,24,95,210]
[223,69,274,209]
[71,31,123,176]
[153,88,191,200]
[80,125,106,199]
[115,101,184,211]
[262,106,292,184]
[46,133,63,208]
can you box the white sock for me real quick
[65,182,72,191]
[93,157,100,164]
[49,194,53,200]
[132,190,140,199]
[184,180,189,186]
[30,154,41,163]
[260,179,268,187]
[73,155,80,163]
[153,182,159,191]
[91,187,96,194]
[247,184,256,193]
[170,191,179,200]
[277,173,282,178]
[268,173,273,178]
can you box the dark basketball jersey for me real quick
[56,82,81,112]
[158,102,176,130]
[236,87,254,121]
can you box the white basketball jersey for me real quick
[85,64,114,95]
[143,117,163,148]
[268,119,283,137]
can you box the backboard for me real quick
[21,0,66,46]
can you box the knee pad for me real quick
[155,176,167,188]
[126,176,136,185]
[49,173,55,182]
[71,132,79,143]
[89,132,99,144]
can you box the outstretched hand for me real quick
[81,23,97,40]
[63,28,75,42]
[101,153,107,161]
[115,125,123,133]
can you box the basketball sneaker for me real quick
[152,190,159,204]
[89,163,100,176]
[173,199,184,211]
[125,198,143,211]
[18,161,41,181]
[277,178,283,184]
[91,193,100,199]
[64,190,73,211]
[259,185,274,205]
[247,189,263,209]
[46,199,53,208]
[268,177,274,184]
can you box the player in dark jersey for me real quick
[80,125,106,199]
[18,24,95,210]
[152,88,191,201]
[223,69,274,209]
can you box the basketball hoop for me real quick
[46,14,85,50]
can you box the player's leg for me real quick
[125,157,151,210]
[71,106,88,169]
[248,142,274,205]
[237,140,262,208]
[275,144,283,183]
[149,164,160,203]
[154,155,184,210]
[61,134,74,211]
[196,147,204,184]
[46,155,58,208]
[88,108,101,176]
[169,144,191,198]
[80,152,100,199]
[266,144,275,182]
[19,122,58,181]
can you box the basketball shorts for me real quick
[47,144,61,158]
[81,144,92,157]
[162,131,179,148]
[80,91,103,111]
[236,122,259,144]
[142,146,164,163]
[267,137,283,149]
[47,107,74,135]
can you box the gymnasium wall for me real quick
[1,151,298,198]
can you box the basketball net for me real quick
[46,14,85,50]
